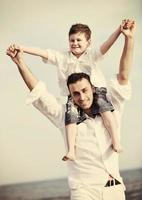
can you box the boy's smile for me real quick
[69,32,91,58]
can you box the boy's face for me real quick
[69,32,91,58]
[69,78,93,111]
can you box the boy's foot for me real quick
[112,144,123,153]
[62,153,76,161]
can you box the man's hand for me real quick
[7,45,23,66]
[7,44,38,91]
[121,19,136,38]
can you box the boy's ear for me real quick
[88,39,91,46]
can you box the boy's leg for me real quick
[63,95,78,161]
[62,123,77,161]
[94,87,122,153]
[101,111,122,153]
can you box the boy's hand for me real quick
[7,45,23,65]
[7,44,21,58]
[121,19,135,38]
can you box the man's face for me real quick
[69,78,93,110]
[69,32,91,58]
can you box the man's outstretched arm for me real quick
[117,20,135,85]
[7,48,38,91]
[7,48,64,129]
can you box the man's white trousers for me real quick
[71,184,125,200]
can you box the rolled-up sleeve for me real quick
[108,77,132,111]
[42,49,64,65]
[91,47,104,62]
[26,81,64,129]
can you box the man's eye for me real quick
[73,92,79,97]
[83,89,87,93]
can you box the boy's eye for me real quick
[70,39,81,43]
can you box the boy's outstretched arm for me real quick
[100,24,121,55]
[7,48,38,91]
[117,20,135,85]
[9,44,48,60]
[100,19,132,55]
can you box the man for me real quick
[7,20,135,200]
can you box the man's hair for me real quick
[67,73,92,88]
[69,23,91,40]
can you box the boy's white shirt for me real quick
[26,77,131,190]
[42,47,106,96]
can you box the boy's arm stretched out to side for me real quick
[8,45,48,60]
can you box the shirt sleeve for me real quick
[42,49,64,65]
[26,81,64,129]
[91,47,104,62]
[108,76,132,111]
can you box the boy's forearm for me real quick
[21,46,48,59]
[100,26,121,55]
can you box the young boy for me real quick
[9,19,132,161]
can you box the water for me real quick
[0,169,142,200]
[0,178,69,200]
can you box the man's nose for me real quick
[80,93,85,100]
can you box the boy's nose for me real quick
[74,40,78,45]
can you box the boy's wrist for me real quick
[19,45,25,52]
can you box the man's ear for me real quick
[70,95,77,106]
[91,85,95,93]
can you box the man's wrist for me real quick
[16,57,25,67]
[116,25,121,35]
[125,35,134,40]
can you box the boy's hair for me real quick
[69,23,91,40]
[67,72,92,88]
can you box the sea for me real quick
[0,169,142,200]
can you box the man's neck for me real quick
[84,108,94,117]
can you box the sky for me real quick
[0,0,142,185]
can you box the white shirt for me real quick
[42,48,106,96]
[26,77,131,189]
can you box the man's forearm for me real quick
[118,36,134,84]
[16,58,39,91]
[100,26,121,55]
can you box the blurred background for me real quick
[0,0,142,198]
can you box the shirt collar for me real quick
[68,48,90,61]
